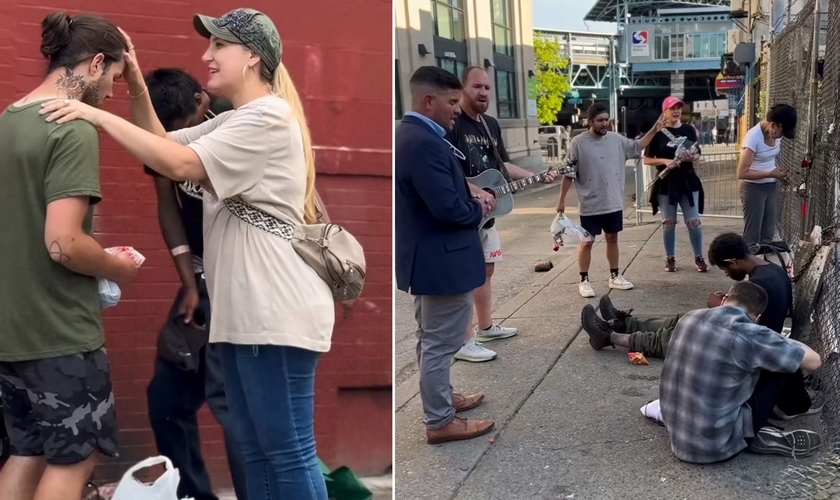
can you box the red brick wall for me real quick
[0,0,392,485]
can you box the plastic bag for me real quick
[100,247,145,309]
[112,456,189,500]
[549,213,594,250]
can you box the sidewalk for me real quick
[394,218,821,500]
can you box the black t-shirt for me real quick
[749,262,792,334]
[645,124,703,198]
[446,110,510,179]
[144,166,205,260]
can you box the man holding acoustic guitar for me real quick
[446,66,559,363]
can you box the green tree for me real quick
[533,36,572,125]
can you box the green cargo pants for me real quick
[627,315,682,359]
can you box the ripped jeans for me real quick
[658,191,703,258]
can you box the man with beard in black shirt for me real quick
[446,66,556,363]
[142,68,247,500]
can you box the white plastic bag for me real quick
[640,399,664,427]
[112,456,189,500]
[549,212,595,250]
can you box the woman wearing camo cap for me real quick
[42,8,333,499]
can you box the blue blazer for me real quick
[395,115,486,296]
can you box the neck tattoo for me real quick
[55,68,87,100]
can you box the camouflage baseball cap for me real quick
[193,8,282,81]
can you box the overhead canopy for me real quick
[584,0,730,23]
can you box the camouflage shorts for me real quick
[0,348,120,464]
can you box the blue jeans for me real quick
[657,191,703,258]
[219,343,327,500]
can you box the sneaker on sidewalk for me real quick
[426,416,495,445]
[695,256,709,272]
[748,426,822,458]
[581,304,613,350]
[772,389,825,420]
[609,273,634,290]
[475,324,518,342]
[664,257,676,272]
[453,392,485,413]
[454,339,497,362]
[598,295,633,333]
[579,277,595,298]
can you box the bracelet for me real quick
[170,245,190,257]
[128,87,148,99]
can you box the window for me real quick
[495,70,517,119]
[436,58,467,78]
[684,33,728,59]
[491,0,513,57]
[395,60,403,119]
[669,34,684,60]
[433,0,465,42]
[654,35,670,60]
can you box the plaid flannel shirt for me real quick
[659,306,805,464]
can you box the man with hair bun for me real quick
[0,11,137,499]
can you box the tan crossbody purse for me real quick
[223,196,366,301]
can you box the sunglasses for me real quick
[443,139,466,161]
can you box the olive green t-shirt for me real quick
[0,101,104,362]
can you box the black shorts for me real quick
[579,210,624,236]
[0,348,119,464]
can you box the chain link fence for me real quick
[766,0,840,497]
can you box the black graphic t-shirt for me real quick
[447,110,511,179]
[645,123,703,200]
[144,165,205,260]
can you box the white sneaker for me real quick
[454,339,497,362]
[475,324,518,342]
[578,279,595,298]
[609,274,634,290]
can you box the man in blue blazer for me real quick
[396,66,496,444]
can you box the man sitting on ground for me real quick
[659,281,822,463]
[581,232,821,419]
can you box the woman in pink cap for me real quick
[644,96,707,272]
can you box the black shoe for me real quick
[695,256,709,273]
[598,295,633,333]
[581,304,613,350]
[748,426,821,458]
[664,257,676,272]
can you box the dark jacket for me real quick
[395,115,486,296]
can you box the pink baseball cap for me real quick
[662,96,685,111]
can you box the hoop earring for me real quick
[242,65,257,86]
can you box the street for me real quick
[393,167,822,499]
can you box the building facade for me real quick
[0,0,393,486]
[534,29,617,126]
[395,0,542,167]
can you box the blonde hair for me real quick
[270,63,319,224]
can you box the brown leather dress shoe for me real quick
[453,392,485,412]
[426,416,495,444]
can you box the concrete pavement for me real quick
[394,196,821,499]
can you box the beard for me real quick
[471,98,488,113]
[728,270,748,282]
[80,74,107,107]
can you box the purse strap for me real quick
[222,197,296,241]
[478,114,513,183]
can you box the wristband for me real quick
[171,245,190,257]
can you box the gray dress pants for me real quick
[413,293,474,430]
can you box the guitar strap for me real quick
[478,114,513,184]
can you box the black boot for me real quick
[598,295,633,333]
[581,305,614,350]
